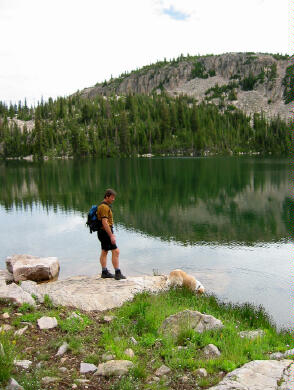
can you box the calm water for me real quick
[0,157,292,329]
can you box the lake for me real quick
[0,157,292,329]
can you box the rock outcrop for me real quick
[79,53,292,121]
[207,359,293,390]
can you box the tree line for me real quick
[0,93,292,158]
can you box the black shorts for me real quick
[97,228,117,251]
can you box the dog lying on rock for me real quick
[167,269,205,294]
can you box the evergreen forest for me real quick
[0,92,292,159]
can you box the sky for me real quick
[0,0,291,105]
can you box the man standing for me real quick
[97,189,126,280]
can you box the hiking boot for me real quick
[115,270,126,280]
[101,269,114,278]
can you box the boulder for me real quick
[0,269,14,284]
[207,359,293,390]
[0,282,36,306]
[160,309,223,339]
[6,254,59,282]
[238,329,265,339]
[37,316,58,329]
[95,360,134,376]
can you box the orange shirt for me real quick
[97,203,113,228]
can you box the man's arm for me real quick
[102,218,116,245]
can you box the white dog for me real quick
[167,269,205,294]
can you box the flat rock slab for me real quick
[207,359,293,390]
[0,283,36,306]
[29,275,167,311]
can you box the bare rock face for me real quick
[6,254,59,282]
[95,360,134,376]
[159,309,223,339]
[207,360,293,390]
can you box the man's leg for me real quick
[111,248,120,269]
[100,250,108,268]
[111,248,126,280]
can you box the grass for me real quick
[0,288,293,390]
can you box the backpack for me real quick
[86,205,100,233]
[86,202,110,234]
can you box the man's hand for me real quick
[110,234,116,245]
[102,218,116,245]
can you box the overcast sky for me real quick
[0,0,291,105]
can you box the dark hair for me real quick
[104,188,117,198]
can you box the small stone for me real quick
[95,360,134,376]
[68,312,82,320]
[36,362,42,368]
[152,376,160,382]
[6,378,24,390]
[179,375,189,383]
[80,362,98,374]
[2,312,10,319]
[60,357,67,364]
[41,376,60,384]
[130,336,138,345]
[194,368,208,377]
[284,348,294,357]
[124,348,135,358]
[76,379,90,384]
[37,316,58,329]
[102,353,115,362]
[103,315,115,323]
[14,326,28,336]
[72,385,78,389]
[14,360,32,369]
[155,364,171,376]
[238,329,265,339]
[59,367,68,372]
[0,324,13,332]
[270,352,284,360]
[56,342,69,356]
[203,344,221,358]
[15,313,23,316]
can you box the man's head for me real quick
[104,188,117,204]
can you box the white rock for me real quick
[270,352,284,360]
[20,280,44,303]
[0,324,13,332]
[155,365,171,376]
[207,359,293,390]
[6,254,59,282]
[238,329,265,339]
[3,312,10,319]
[80,362,98,374]
[0,342,4,356]
[194,368,208,377]
[180,375,189,383]
[5,378,24,390]
[0,282,36,306]
[96,360,134,376]
[102,353,115,361]
[203,344,221,358]
[37,316,58,329]
[14,326,28,336]
[284,348,294,357]
[14,359,32,369]
[56,342,69,356]
[76,379,90,383]
[72,384,78,389]
[60,357,67,364]
[41,377,60,384]
[130,336,138,345]
[124,348,135,358]
[68,312,82,320]
[103,315,115,322]
[152,376,160,382]
[59,367,68,372]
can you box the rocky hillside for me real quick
[80,52,292,121]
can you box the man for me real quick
[97,188,126,280]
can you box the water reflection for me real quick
[0,157,291,244]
